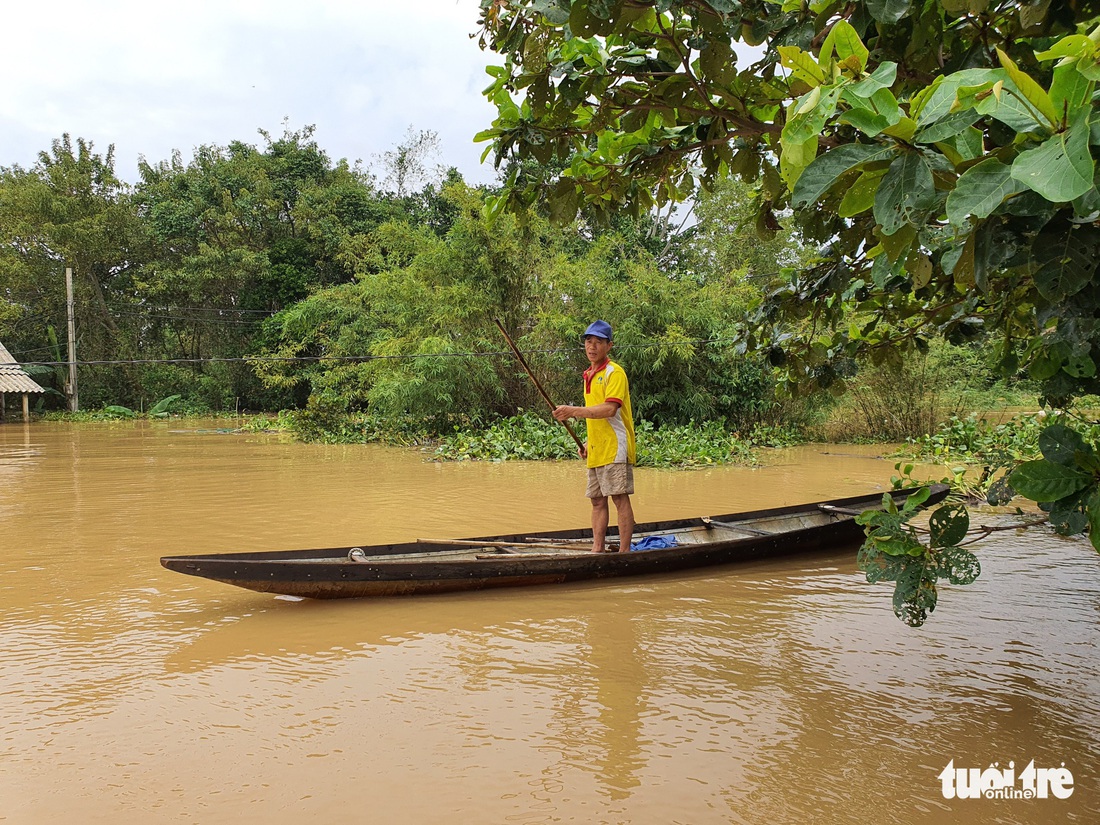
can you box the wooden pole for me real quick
[22,393,29,422]
[493,319,585,451]
[65,266,79,412]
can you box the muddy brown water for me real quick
[0,420,1097,824]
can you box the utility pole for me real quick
[65,266,79,412]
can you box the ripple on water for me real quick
[2,424,1099,824]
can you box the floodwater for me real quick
[0,420,1097,824]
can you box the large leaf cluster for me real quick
[477,0,1100,404]
[856,488,979,626]
[1009,422,1100,548]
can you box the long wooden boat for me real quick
[160,485,948,600]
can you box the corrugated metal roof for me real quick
[0,341,47,394]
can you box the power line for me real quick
[164,305,274,315]
[12,337,741,368]
[5,345,58,358]
[111,308,265,325]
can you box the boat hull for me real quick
[160,486,948,599]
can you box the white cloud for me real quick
[0,0,503,184]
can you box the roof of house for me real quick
[0,341,47,394]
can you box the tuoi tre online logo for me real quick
[939,760,1074,800]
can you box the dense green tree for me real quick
[255,181,782,429]
[134,125,406,408]
[527,228,777,426]
[0,126,448,411]
[253,182,557,423]
[135,125,375,314]
[0,135,150,405]
[681,175,815,282]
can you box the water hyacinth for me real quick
[431,412,797,468]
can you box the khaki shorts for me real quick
[586,463,634,498]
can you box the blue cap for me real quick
[584,320,612,340]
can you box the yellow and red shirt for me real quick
[583,359,636,468]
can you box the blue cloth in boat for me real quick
[630,535,678,551]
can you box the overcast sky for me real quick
[1,0,502,185]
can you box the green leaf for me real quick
[529,0,572,25]
[945,158,1027,225]
[1049,63,1095,122]
[839,107,893,137]
[1038,423,1089,466]
[996,48,1059,128]
[858,543,906,583]
[955,126,985,160]
[838,169,886,217]
[847,63,898,98]
[1064,355,1097,378]
[1075,185,1100,219]
[1018,0,1047,29]
[986,476,1015,506]
[892,556,937,626]
[903,486,932,509]
[914,110,981,144]
[908,77,941,122]
[1029,351,1064,381]
[821,20,869,73]
[847,87,903,137]
[148,394,181,416]
[699,38,738,85]
[1088,489,1100,553]
[878,222,917,263]
[936,546,981,585]
[1031,224,1100,302]
[1080,56,1100,83]
[929,503,971,547]
[778,45,826,87]
[874,152,935,235]
[1008,458,1093,502]
[780,135,819,187]
[792,144,895,207]
[915,69,999,127]
[548,177,580,225]
[1048,492,1089,535]
[784,85,842,143]
[866,0,912,24]
[1035,34,1096,62]
[881,116,917,142]
[877,536,923,556]
[1010,107,1096,202]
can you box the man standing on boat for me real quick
[553,320,636,553]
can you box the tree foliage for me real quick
[0,122,801,422]
[857,487,979,626]
[475,1,1100,563]
[0,135,149,404]
[253,181,782,429]
[0,126,452,410]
